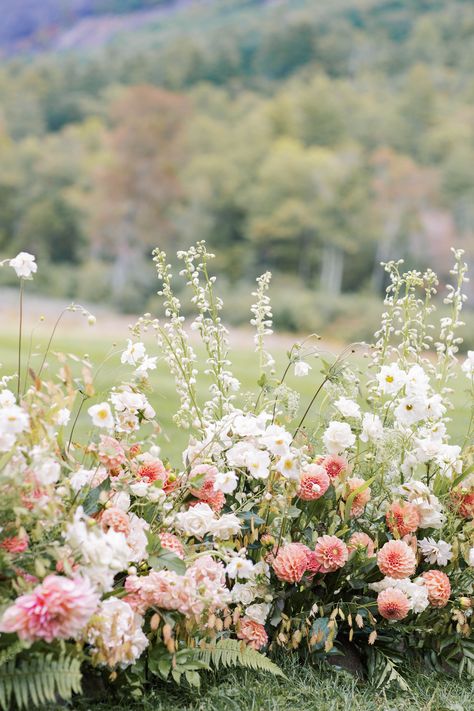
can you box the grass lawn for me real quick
[1,315,473,710]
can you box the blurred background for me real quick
[0,0,473,345]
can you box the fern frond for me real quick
[0,640,24,667]
[0,653,82,710]
[190,639,286,678]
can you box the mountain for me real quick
[0,0,176,53]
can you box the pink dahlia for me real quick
[0,575,99,642]
[159,532,185,560]
[98,436,126,470]
[313,535,348,573]
[348,532,375,557]
[344,477,371,518]
[237,618,268,650]
[136,459,167,484]
[321,455,350,480]
[272,543,311,583]
[377,587,411,620]
[100,507,130,536]
[377,540,416,579]
[386,501,420,537]
[1,534,29,554]
[297,464,330,501]
[422,570,451,608]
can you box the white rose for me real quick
[334,397,361,419]
[360,413,383,443]
[245,602,270,625]
[323,421,355,454]
[174,503,215,538]
[210,512,241,539]
[232,583,257,605]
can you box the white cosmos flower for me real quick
[55,408,71,426]
[405,364,430,397]
[226,557,255,579]
[0,404,30,434]
[0,390,15,407]
[121,340,146,366]
[376,364,406,395]
[259,424,292,456]
[276,450,300,480]
[88,402,114,429]
[334,397,361,419]
[434,444,463,477]
[461,351,474,378]
[294,361,311,377]
[245,602,271,625]
[394,396,427,426]
[245,449,271,480]
[9,252,37,279]
[213,470,238,494]
[418,538,452,566]
[323,421,356,454]
[360,413,383,443]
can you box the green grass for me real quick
[74,655,474,711]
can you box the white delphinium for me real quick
[461,351,474,378]
[250,271,275,371]
[418,538,452,566]
[88,402,114,429]
[323,421,356,454]
[334,397,361,419]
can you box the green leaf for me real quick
[343,476,376,522]
[148,549,186,575]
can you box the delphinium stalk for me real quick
[178,242,240,423]
[152,248,203,430]
[250,271,274,376]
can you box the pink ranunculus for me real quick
[377,587,411,620]
[159,532,185,559]
[297,464,330,501]
[422,570,451,608]
[377,540,416,579]
[0,575,99,642]
[237,617,268,650]
[313,535,348,573]
[1,534,29,554]
[272,543,311,583]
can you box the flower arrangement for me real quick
[0,244,473,707]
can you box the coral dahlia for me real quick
[386,501,420,537]
[313,535,348,573]
[377,587,411,620]
[421,570,451,608]
[377,540,417,579]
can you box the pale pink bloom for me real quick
[377,540,416,579]
[100,508,131,536]
[313,535,348,573]
[237,617,268,650]
[344,477,371,517]
[98,436,126,470]
[377,587,411,620]
[386,501,420,537]
[159,532,185,559]
[0,575,99,642]
[297,465,330,501]
[136,459,167,484]
[348,532,375,557]
[320,455,350,480]
[1,534,29,554]
[272,543,311,583]
[422,570,451,608]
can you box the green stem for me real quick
[17,280,24,400]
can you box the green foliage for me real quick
[190,638,286,678]
[0,653,83,710]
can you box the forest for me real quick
[0,0,473,338]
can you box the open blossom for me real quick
[421,570,451,608]
[418,538,452,566]
[88,402,114,429]
[376,364,406,395]
[386,501,420,537]
[0,404,30,435]
[297,464,330,501]
[55,408,71,426]
[0,575,99,642]
[313,535,348,573]
[237,618,268,649]
[137,459,167,484]
[98,435,126,469]
[86,598,148,669]
[259,425,292,456]
[334,397,361,419]
[9,251,37,279]
[272,543,310,583]
[245,448,271,480]
[210,512,241,539]
[395,396,427,426]
[245,602,271,625]
[70,466,108,492]
[344,477,371,517]
[276,451,300,480]
[226,557,255,579]
[121,340,146,366]
[370,577,429,613]
[377,540,416,579]
[174,502,216,538]
[377,587,411,620]
[322,421,355,454]
[1,534,29,554]
[348,532,375,557]
[360,413,383,443]
[294,361,311,377]
[100,507,131,536]
[321,454,349,480]
[213,469,238,494]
